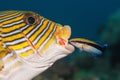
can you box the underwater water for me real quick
[0,0,120,39]
[0,0,120,80]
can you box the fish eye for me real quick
[28,16,35,24]
[24,13,39,25]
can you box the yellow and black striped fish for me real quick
[0,10,106,80]
[0,10,75,80]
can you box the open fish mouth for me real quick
[55,25,75,53]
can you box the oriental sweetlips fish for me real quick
[0,10,106,80]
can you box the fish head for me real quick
[1,10,75,63]
[1,11,75,66]
[23,11,75,54]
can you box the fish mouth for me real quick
[55,25,75,53]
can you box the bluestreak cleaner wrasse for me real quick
[69,38,107,55]
[0,10,74,80]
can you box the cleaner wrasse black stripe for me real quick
[69,38,107,54]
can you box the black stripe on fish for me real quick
[70,40,106,53]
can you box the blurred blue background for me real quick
[0,0,120,40]
[1,0,120,80]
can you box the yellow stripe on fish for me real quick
[0,11,21,20]
[0,11,61,58]
[70,38,97,44]
[0,14,24,26]
[0,10,74,80]
[0,10,107,80]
